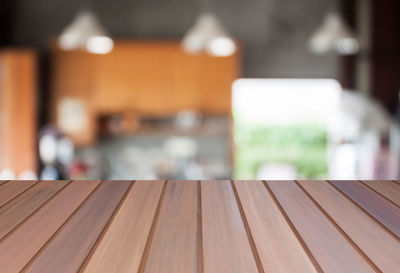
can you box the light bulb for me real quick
[207,37,236,57]
[58,11,113,54]
[87,36,113,54]
[309,13,359,55]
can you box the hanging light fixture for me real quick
[309,13,359,56]
[59,9,113,54]
[182,12,236,57]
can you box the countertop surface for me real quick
[0,180,399,272]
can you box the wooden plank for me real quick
[141,181,198,273]
[0,180,38,207]
[0,180,100,273]
[299,180,400,272]
[82,181,165,273]
[330,180,400,238]
[0,180,8,187]
[0,180,68,239]
[234,180,318,273]
[267,180,375,273]
[201,180,259,273]
[23,180,131,273]
[362,180,400,207]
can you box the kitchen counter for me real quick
[0,180,399,272]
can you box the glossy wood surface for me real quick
[0,180,68,239]
[201,181,259,273]
[142,181,198,273]
[83,181,164,273]
[0,180,399,272]
[331,180,400,238]
[0,180,38,207]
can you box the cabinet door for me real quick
[125,43,162,114]
[93,42,167,115]
[0,50,37,176]
[199,53,239,114]
[51,49,93,91]
[170,46,239,114]
[170,49,202,112]
[51,48,96,146]
[92,46,127,113]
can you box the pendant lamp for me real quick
[59,10,113,54]
[309,13,359,56]
[182,13,236,57]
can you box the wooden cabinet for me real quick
[51,49,96,145]
[199,53,239,113]
[92,42,173,114]
[50,41,239,145]
[0,50,37,176]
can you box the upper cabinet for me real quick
[50,40,240,145]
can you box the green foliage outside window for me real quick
[234,114,328,179]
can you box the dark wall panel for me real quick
[371,0,400,113]
[9,0,339,78]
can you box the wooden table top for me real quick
[0,180,399,273]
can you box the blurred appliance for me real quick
[38,126,75,180]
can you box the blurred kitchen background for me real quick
[0,0,399,180]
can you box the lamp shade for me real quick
[182,13,236,57]
[59,10,113,54]
[309,13,359,55]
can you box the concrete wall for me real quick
[11,0,339,78]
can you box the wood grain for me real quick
[234,180,318,273]
[330,180,400,238]
[23,180,131,273]
[201,180,259,273]
[0,181,8,187]
[299,180,400,272]
[267,180,375,273]
[0,180,68,239]
[142,181,198,273]
[0,180,399,272]
[82,181,165,273]
[0,180,38,207]
[362,180,400,207]
[0,180,100,273]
